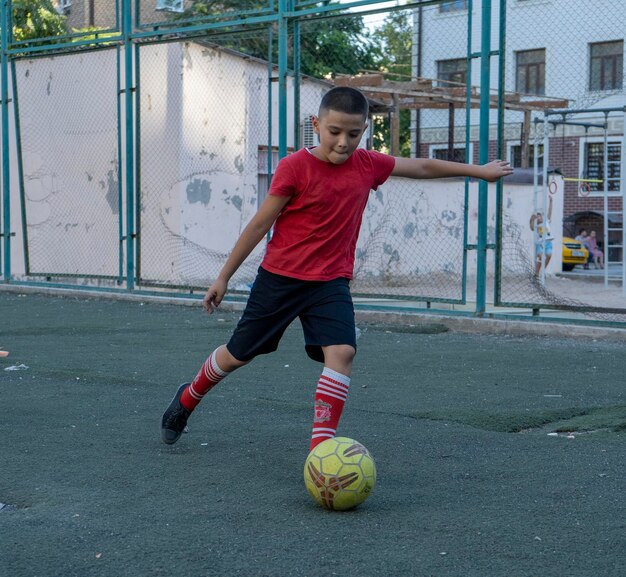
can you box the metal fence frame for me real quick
[2,0,626,327]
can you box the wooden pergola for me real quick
[334,73,570,166]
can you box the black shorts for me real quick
[226,267,356,363]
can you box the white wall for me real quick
[9,49,121,278]
[5,42,329,286]
[356,174,563,282]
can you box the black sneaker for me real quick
[161,383,192,444]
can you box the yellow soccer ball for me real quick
[304,437,377,511]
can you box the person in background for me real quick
[530,196,554,276]
[575,228,593,270]
[587,230,604,269]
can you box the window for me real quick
[430,144,472,164]
[439,1,468,12]
[54,0,71,13]
[437,58,468,86]
[584,141,622,193]
[589,41,624,91]
[515,49,545,95]
[257,147,280,207]
[156,0,184,13]
[509,143,544,169]
[257,146,295,207]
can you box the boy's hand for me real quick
[480,159,514,182]
[203,278,228,314]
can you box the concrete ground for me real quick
[1,290,626,577]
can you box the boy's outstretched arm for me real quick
[391,157,513,182]
[203,194,290,313]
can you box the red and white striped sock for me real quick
[310,367,351,451]
[180,349,229,411]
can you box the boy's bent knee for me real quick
[322,344,356,375]
[217,345,250,372]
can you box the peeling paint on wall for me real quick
[186,178,212,205]
[440,209,457,223]
[104,169,119,215]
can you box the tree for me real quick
[369,10,413,156]
[11,0,67,43]
[172,1,379,79]
[298,15,380,78]
[370,10,413,81]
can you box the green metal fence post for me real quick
[122,0,135,290]
[293,7,301,151]
[1,0,10,281]
[462,0,474,305]
[476,0,493,315]
[278,0,288,159]
[265,20,274,243]
[11,60,29,275]
[493,0,506,306]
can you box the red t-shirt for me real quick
[261,147,395,281]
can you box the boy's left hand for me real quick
[481,159,514,182]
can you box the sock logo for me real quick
[314,399,332,423]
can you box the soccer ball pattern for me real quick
[303,437,376,511]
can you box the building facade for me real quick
[414,0,625,250]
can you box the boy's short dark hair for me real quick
[319,87,369,120]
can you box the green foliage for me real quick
[370,11,414,156]
[172,2,378,79]
[370,10,412,81]
[71,26,120,43]
[11,0,67,43]
[299,16,379,78]
[170,1,274,63]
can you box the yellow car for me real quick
[562,236,589,271]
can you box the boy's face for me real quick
[311,109,368,165]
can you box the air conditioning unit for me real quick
[156,0,184,13]
[300,117,317,148]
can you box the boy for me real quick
[161,86,513,450]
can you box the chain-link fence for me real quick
[1,1,625,323]
[136,36,271,290]
[12,48,122,280]
[497,0,626,322]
